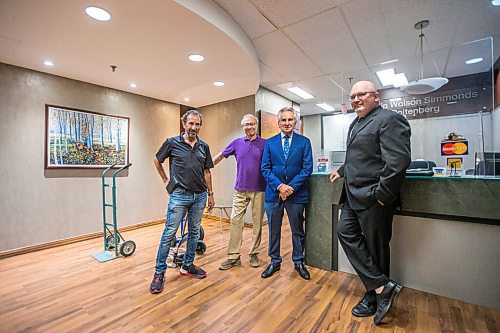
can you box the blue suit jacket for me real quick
[261,132,313,203]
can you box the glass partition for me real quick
[321,37,496,177]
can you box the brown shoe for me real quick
[219,257,241,270]
[249,254,260,268]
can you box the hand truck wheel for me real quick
[199,226,205,240]
[195,241,206,255]
[119,240,136,257]
[106,235,120,249]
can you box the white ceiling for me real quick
[0,0,260,108]
[1,0,499,115]
[215,0,500,115]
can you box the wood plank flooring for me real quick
[0,218,498,332]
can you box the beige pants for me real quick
[227,190,265,259]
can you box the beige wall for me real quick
[0,63,179,252]
[0,63,290,251]
[199,95,255,220]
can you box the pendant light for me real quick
[400,20,448,95]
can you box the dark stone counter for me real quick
[305,173,500,270]
[399,176,500,223]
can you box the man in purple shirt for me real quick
[213,114,266,270]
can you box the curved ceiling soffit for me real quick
[175,0,260,99]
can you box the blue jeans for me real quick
[155,187,207,273]
[265,201,305,265]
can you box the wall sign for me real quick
[441,141,468,156]
[378,72,492,120]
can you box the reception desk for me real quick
[305,173,500,309]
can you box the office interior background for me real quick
[1,0,499,319]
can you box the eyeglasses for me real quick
[349,91,377,100]
[243,122,256,127]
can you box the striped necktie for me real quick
[283,135,290,159]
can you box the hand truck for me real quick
[167,217,207,268]
[92,163,136,262]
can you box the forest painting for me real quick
[45,105,129,168]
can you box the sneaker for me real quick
[219,257,241,270]
[149,272,165,294]
[249,254,260,268]
[180,264,207,279]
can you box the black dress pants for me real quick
[337,197,396,292]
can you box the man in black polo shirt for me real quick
[150,109,215,294]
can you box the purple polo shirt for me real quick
[222,136,266,192]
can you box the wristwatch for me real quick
[207,191,214,196]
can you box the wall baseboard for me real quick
[0,218,165,260]
[1,215,268,260]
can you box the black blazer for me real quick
[337,106,411,210]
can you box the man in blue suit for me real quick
[260,106,313,280]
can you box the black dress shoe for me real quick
[351,298,376,317]
[374,280,403,325]
[294,263,310,280]
[261,263,280,278]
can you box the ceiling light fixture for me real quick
[399,20,448,95]
[213,81,225,87]
[130,83,137,88]
[184,97,190,102]
[43,60,54,67]
[392,73,409,88]
[189,54,204,62]
[376,68,396,86]
[85,6,111,21]
[379,59,399,65]
[316,103,335,112]
[465,57,483,64]
[286,87,314,99]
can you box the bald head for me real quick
[350,80,380,118]
[352,80,377,93]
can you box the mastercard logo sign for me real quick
[441,141,468,156]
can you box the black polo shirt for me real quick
[156,133,214,193]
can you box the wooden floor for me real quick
[0,218,499,333]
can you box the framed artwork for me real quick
[45,104,130,168]
[259,109,302,139]
[260,110,280,139]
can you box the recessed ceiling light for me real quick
[184,97,190,102]
[213,81,225,87]
[43,60,54,67]
[286,87,314,99]
[492,0,500,6]
[189,54,204,62]
[465,57,483,64]
[316,103,335,112]
[85,6,111,21]
[130,83,137,88]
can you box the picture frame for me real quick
[45,104,130,168]
[259,109,302,139]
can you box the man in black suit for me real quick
[330,81,411,325]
